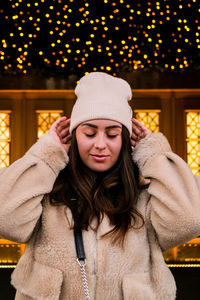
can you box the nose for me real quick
[94,134,106,150]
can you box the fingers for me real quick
[130,118,151,148]
[48,116,72,153]
[55,118,70,133]
[57,121,70,137]
[49,116,67,131]
[132,118,151,136]
[62,134,72,145]
[49,117,70,136]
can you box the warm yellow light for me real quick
[106,66,111,71]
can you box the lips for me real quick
[90,154,109,162]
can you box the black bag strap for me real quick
[74,228,86,261]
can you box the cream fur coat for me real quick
[0,133,200,300]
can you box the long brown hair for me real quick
[49,125,144,245]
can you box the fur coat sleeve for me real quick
[0,134,68,243]
[133,132,200,252]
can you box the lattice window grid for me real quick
[36,110,63,139]
[134,110,160,133]
[0,111,11,168]
[185,110,200,176]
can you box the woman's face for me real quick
[76,119,122,172]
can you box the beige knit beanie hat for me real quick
[70,72,133,135]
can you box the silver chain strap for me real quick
[77,259,91,300]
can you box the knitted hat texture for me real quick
[70,72,133,134]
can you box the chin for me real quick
[88,164,112,173]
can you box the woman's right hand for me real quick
[48,116,72,153]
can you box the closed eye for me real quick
[107,134,118,138]
[85,133,96,137]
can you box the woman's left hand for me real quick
[130,118,151,147]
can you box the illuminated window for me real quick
[36,110,63,138]
[134,110,160,132]
[185,110,200,175]
[0,111,11,168]
[164,237,200,267]
[0,241,26,268]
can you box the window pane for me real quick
[135,110,160,132]
[36,110,63,138]
[0,111,11,168]
[185,111,200,175]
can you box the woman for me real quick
[0,72,200,300]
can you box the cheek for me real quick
[110,139,122,156]
[76,137,92,157]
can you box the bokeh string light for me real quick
[0,0,199,77]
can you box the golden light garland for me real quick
[0,0,199,76]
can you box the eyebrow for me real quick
[81,123,122,129]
